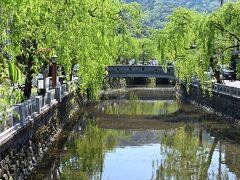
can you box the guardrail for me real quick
[0,81,77,139]
[191,80,240,98]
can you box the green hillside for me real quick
[124,0,236,28]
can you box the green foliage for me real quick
[159,126,210,179]
[1,0,240,126]
[125,0,236,28]
[151,8,207,86]
[60,122,127,179]
[0,58,25,125]
[0,0,144,124]
[152,2,240,87]
[0,0,143,96]
[104,100,179,116]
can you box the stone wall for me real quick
[178,84,240,124]
[0,89,83,180]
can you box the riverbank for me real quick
[32,88,240,179]
[0,83,84,180]
[178,83,240,125]
[1,82,240,179]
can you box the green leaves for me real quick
[0,0,143,101]
[152,2,240,87]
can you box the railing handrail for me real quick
[191,81,240,98]
[0,81,77,136]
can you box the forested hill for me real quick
[124,0,235,28]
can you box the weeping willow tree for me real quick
[0,0,143,124]
[66,0,143,99]
[208,2,240,80]
[1,0,142,96]
[152,8,209,87]
[153,1,240,87]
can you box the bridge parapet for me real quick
[107,65,175,79]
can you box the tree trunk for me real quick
[230,41,238,81]
[24,55,34,99]
[210,57,222,83]
[215,70,222,83]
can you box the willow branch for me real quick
[214,22,240,43]
[225,44,240,50]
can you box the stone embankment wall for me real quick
[178,83,240,125]
[0,87,84,180]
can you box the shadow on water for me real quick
[33,89,240,180]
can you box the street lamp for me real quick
[52,54,57,63]
[51,54,58,88]
[37,77,46,95]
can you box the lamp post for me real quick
[37,77,45,95]
[51,54,57,88]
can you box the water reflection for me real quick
[98,94,179,117]
[102,100,179,116]
[60,123,127,180]
[34,99,240,180]
[158,126,214,179]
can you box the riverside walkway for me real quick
[223,80,240,88]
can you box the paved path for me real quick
[223,80,240,88]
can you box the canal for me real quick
[33,88,240,180]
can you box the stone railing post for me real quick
[217,84,220,93]
[55,86,62,102]
[8,113,14,128]
[2,118,7,131]
[44,77,51,91]
[12,106,20,126]
[62,84,67,97]
[17,102,27,125]
[230,87,233,96]
[47,91,51,105]
[47,89,56,105]
[27,99,33,119]
[52,90,56,102]
[216,84,220,93]
[36,96,43,114]
[30,97,37,117]
[24,102,29,123]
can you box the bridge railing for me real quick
[107,65,175,78]
[191,80,240,97]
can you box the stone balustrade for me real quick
[0,81,76,137]
[107,65,176,79]
[191,80,240,98]
[0,79,79,180]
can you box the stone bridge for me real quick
[107,65,176,79]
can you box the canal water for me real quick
[34,89,240,180]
